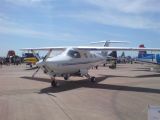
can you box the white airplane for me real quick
[21,42,160,87]
[90,40,129,58]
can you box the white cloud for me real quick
[5,0,46,7]
[2,0,160,31]
[72,11,160,29]
[0,26,73,40]
[69,0,160,30]
[0,16,75,40]
[83,0,160,14]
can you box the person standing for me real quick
[0,57,3,68]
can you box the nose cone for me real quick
[36,60,44,67]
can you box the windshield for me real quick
[67,50,81,58]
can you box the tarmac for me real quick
[0,63,160,120]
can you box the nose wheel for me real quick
[64,74,70,80]
[51,77,57,87]
[85,74,96,83]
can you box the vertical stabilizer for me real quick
[138,44,147,58]
[138,44,155,61]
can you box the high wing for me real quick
[20,46,160,52]
[20,47,66,51]
[77,46,160,51]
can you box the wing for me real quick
[20,46,160,52]
[20,47,66,51]
[76,46,160,52]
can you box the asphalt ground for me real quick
[0,63,160,120]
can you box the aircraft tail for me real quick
[109,51,117,58]
[104,40,129,47]
[91,40,128,58]
[91,40,129,47]
[137,44,156,63]
[138,44,147,58]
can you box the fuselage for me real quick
[36,48,106,77]
[137,53,160,65]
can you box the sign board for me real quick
[148,105,160,120]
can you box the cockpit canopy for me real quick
[67,50,81,58]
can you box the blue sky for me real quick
[0,0,160,56]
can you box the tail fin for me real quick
[109,51,117,58]
[91,40,128,58]
[121,52,125,58]
[138,44,147,58]
[138,44,155,60]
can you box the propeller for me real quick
[32,67,40,78]
[43,49,52,61]
[32,49,53,78]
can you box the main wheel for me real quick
[51,80,57,87]
[90,77,96,82]
[64,75,68,80]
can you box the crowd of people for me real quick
[0,56,22,67]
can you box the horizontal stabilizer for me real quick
[90,40,129,47]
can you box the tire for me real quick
[90,77,96,82]
[64,76,68,80]
[51,81,57,87]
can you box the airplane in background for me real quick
[22,52,40,68]
[21,42,160,87]
[90,40,129,67]
[90,40,128,57]
[137,44,160,65]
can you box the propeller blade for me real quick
[32,67,40,78]
[32,49,53,78]
[43,49,52,62]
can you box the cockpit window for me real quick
[67,50,81,58]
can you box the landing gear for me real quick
[85,74,96,83]
[90,77,96,82]
[51,77,57,87]
[30,64,32,68]
[32,67,40,78]
[64,74,69,80]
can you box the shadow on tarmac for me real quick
[99,74,160,78]
[131,69,151,72]
[22,76,52,83]
[21,75,160,94]
[25,67,38,70]
[135,74,160,78]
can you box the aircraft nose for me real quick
[36,60,44,67]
